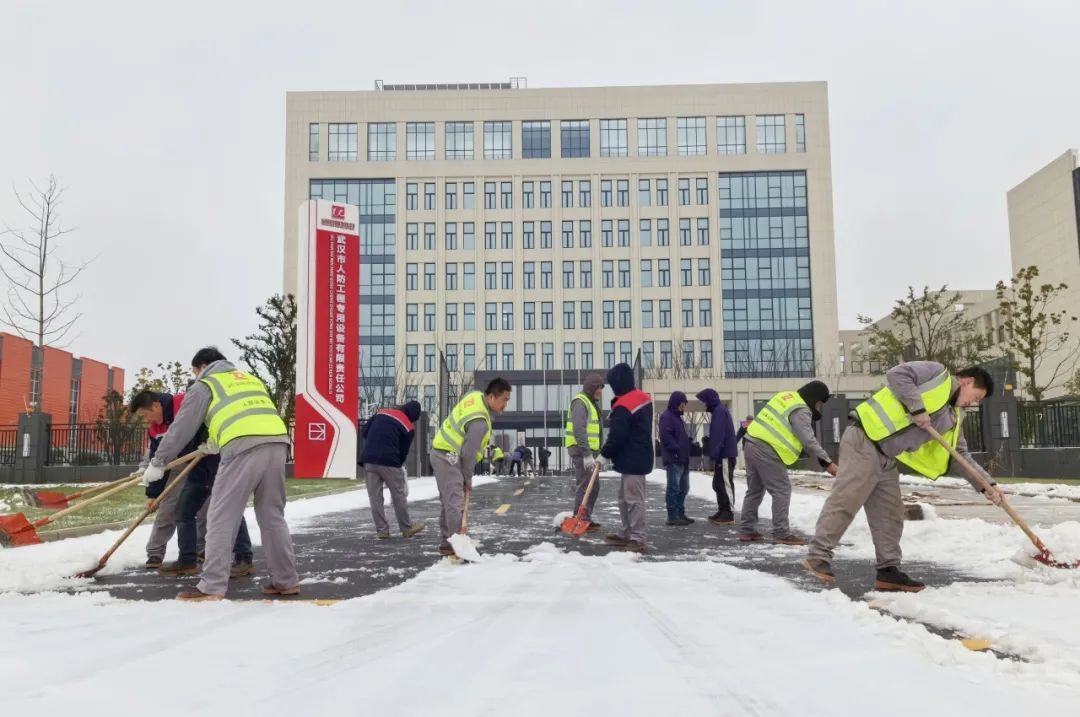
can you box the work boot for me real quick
[679,515,695,525]
[158,561,199,577]
[230,560,255,578]
[738,532,765,542]
[144,556,163,570]
[802,558,836,584]
[774,535,808,546]
[438,542,455,556]
[585,522,601,533]
[666,515,685,526]
[604,534,630,546]
[176,588,224,602]
[262,583,301,596]
[376,531,392,539]
[708,513,735,526]
[622,540,647,553]
[874,567,926,593]
[402,523,426,538]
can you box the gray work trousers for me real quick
[616,473,647,542]
[146,470,207,560]
[740,440,794,537]
[196,443,299,596]
[808,426,904,569]
[364,463,414,534]
[432,450,468,541]
[570,449,600,519]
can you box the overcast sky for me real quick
[2,0,1078,378]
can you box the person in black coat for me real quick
[360,401,426,539]
[600,363,654,552]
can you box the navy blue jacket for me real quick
[360,401,422,468]
[659,391,690,467]
[145,392,218,498]
[600,364,654,475]
[696,389,738,460]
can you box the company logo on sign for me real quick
[308,423,327,441]
[320,203,356,231]
[331,205,345,219]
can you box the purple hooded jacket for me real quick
[696,388,737,460]
[659,391,691,466]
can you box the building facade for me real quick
[284,81,846,434]
[1007,150,1080,399]
[0,332,125,425]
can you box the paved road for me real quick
[73,472,968,603]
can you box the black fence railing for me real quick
[1018,401,1080,448]
[961,408,985,453]
[47,423,148,466]
[0,427,17,465]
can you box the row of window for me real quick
[404,218,712,252]
[310,115,807,162]
[406,257,714,292]
[404,297,715,333]
[406,176,727,212]
[405,339,715,373]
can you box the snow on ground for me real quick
[0,476,493,593]
[1,544,1075,715]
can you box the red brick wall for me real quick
[41,346,74,423]
[110,367,125,397]
[0,332,33,425]
[78,359,110,423]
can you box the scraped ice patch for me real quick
[298,574,349,585]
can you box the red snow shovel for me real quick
[26,474,138,510]
[560,462,601,537]
[927,425,1080,569]
[74,453,204,578]
[0,452,202,548]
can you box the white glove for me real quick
[583,455,596,471]
[140,464,166,487]
[444,452,459,466]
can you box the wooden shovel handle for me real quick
[925,424,1046,551]
[460,482,471,534]
[569,461,602,535]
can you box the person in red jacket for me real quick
[601,363,654,553]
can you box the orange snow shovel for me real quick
[560,462,601,537]
[74,453,204,578]
[26,474,138,510]
[0,452,202,548]
[928,425,1080,569]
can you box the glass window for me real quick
[637,118,667,156]
[564,342,577,370]
[501,343,514,371]
[328,123,357,161]
[464,303,475,330]
[406,263,418,291]
[501,182,512,209]
[641,259,652,287]
[680,218,691,246]
[484,222,496,250]
[603,342,615,368]
[523,221,535,249]
[619,300,631,329]
[642,300,654,328]
[406,303,418,332]
[406,222,418,250]
[523,181,534,208]
[367,122,396,160]
[683,340,695,368]
[563,260,575,288]
[562,180,573,209]
[658,218,669,246]
[445,222,457,250]
[463,182,475,209]
[701,340,713,369]
[642,342,654,368]
[540,221,552,248]
[540,181,552,208]
[638,179,651,206]
[424,183,435,210]
[522,120,551,159]
[756,115,786,153]
[424,223,434,250]
[580,260,592,289]
[464,344,476,371]
[600,180,612,207]
[696,178,709,205]
[618,259,631,288]
[406,122,434,160]
[677,116,706,156]
[601,220,613,248]
[541,302,553,330]
[561,120,590,158]
[445,261,458,289]
[581,342,594,369]
[579,220,592,248]
[698,258,711,286]
[717,116,746,155]
[700,299,712,327]
[616,179,629,207]
[541,261,552,289]
[485,303,497,331]
[463,263,475,290]
[697,217,710,245]
[486,343,497,368]
[445,344,458,371]
[501,261,513,289]
[795,114,806,152]
[602,260,614,288]
[424,303,435,331]
[524,343,536,370]
[424,263,436,290]
[406,344,418,372]
[424,344,436,372]
[502,302,514,330]
[445,121,474,159]
[445,182,457,210]
[501,221,513,249]
[579,180,591,207]
[524,302,535,330]
[656,178,668,206]
[640,219,652,247]
[463,222,475,250]
[542,342,554,370]
[484,182,496,209]
[406,183,418,210]
[563,300,575,329]
[485,261,496,289]
[445,302,458,330]
[581,301,593,329]
[308,123,319,161]
[660,340,672,368]
[659,260,670,287]
[600,119,628,157]
[620,342,632,365]
[618,219,629,247]
[678,178,691,206]
[603,300,614,329]
[681,258,692,286]
[484,121,512,159]
[682,299,694,327]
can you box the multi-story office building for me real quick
[284,80,844,451]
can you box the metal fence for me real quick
[961,408,985,452]
[1018,401,1080,448]
[0,422,149,466]
[0,427,17,465]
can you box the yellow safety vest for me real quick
[564,394,601,450]
[855,368,958,479]
[200,370,288,449]
[746,391,807,466]
[492,446,504,461]
[432,391,492,464]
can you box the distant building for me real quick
[0,332,125,425]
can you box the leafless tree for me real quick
[0,175,90,353]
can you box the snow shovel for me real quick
[927,425,1079,569]
[447,483,482,562]
[560,462,601,537]
[74,453,204,578]
[0,452,202,548]
[26,473,139,510]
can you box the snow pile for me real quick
[551,510,573,528]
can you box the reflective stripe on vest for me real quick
[745,391,807,466]
[377,408,414,433]
[431,390,492,464]
[855,369,958,478]
[200,371,287,449]
[564,394,601,450]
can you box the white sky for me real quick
[2,0,1078,377]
